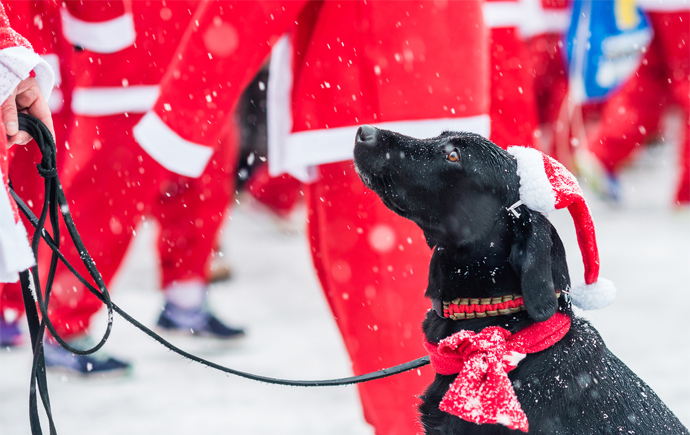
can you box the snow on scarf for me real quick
[423,312,571,432]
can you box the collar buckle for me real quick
[506,200,523,218]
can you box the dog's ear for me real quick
[509,215,559,322]
[549,224,571,294]
[423,229,438,249]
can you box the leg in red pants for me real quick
[589,11,689,205]
[589,46,669,173]
[47,114,168,340]
[1,110,71,343]
[308,161,435,435]
[651,12,690,204]
[0,143,41,344]
[153,127,244,339]
[156,131,236,289]
[1,145,43,319]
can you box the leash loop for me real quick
[9,113,429,435]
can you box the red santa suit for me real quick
[1,0,72,328]
[483,0,540,149]
[0,0,53,286]
[521,0,572,157]
[589,1,690,204]
[46,0,237,340]
[133,2,489,434]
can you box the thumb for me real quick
[2,90,19,136]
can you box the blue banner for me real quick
[566,0,652,102]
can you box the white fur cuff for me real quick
[0,46,54,104]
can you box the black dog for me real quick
[353,125,688,435]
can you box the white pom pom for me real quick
[570,278,616,310]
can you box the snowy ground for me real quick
[1,140,689,434]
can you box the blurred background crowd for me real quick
[0,0,687,434]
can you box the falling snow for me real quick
[0,142,688,434]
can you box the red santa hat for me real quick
[507,146,616,311]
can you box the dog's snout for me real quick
[356,125,378,146]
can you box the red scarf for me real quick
[423,312,571,432]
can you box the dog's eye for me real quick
[446,150,460,163]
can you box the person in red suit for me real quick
[588,2,690,205]
[0,0,56,345]
[32,1,244,375]
[0,0,73,348]
[133,2,489,433]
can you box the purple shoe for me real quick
[0,314,23,348]
[43,336,131,376]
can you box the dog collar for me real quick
[432,291,562,320]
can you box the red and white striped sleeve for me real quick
[133,0,306,178]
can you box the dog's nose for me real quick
[356,125,378,146]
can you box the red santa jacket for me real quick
[60,0,199,118]
[0,0,54,282]
[5,0,70,117]
[134,0,490,179]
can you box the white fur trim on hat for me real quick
[570,278,616,311]
[507,146,556,213]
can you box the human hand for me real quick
[2,77,55,146]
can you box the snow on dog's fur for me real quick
[353,126,688,435]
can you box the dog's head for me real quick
[354,126,569,322]
[353,125,520,248]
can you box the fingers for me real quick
[15,79,55,136]
[7,131,32,147]
[5,77,56,146]
[2,88,19,137]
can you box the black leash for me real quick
[10,113,429,434]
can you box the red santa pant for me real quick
[46,113,235,339]
[155,142,235,285]
[1,144,45,318]
[1,111,71,319]
[307,161,435,435]
[589,11,690,204]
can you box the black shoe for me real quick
[157,301,245,340]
